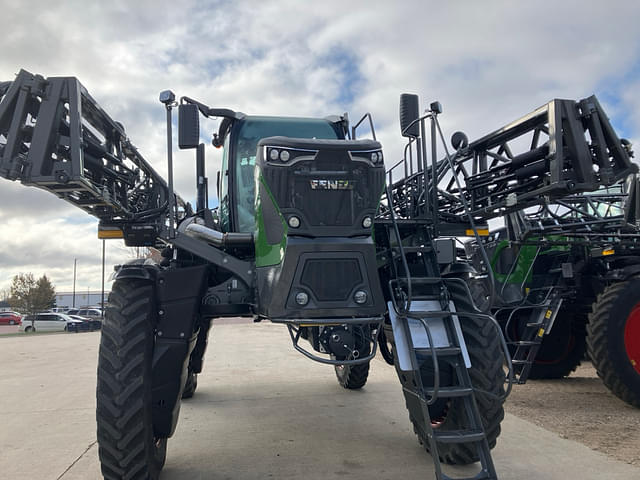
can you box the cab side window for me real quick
[219,134,231,232]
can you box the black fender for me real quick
[111,261,210,437]
[151,264,209,438]
[606,263,640,282]
[111,259,159,282]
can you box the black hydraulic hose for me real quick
[385,184,413,311]
[132,202,169,221]
[185,223,253,247]
[433,118,497,311]
[377,327,394,365]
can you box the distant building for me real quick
[55,291,110,309]
[0,300,10,312]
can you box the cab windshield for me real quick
[233,116,341,232]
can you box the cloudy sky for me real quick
[1,0,639,295]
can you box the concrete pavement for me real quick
[0,321,638,480]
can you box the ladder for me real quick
[389,276,500,480]
[502,292,563,383]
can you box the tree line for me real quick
[2,273,56,315]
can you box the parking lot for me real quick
[0,324,19,335]
[0,320,638,480]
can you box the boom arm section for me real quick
[448,95,637,220]
[0,69,174,228]
[382,95,637,230]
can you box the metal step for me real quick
[425,386,474,398]
[432,429,486,444]
[414,346,462,356]
[438,473,494,480]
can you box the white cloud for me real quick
[1,0,639,292]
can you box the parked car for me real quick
[66,308,102,318]
[68,314,101,332]
[78,308,103,318]
[19,313,83,333]
[0,312,22,325]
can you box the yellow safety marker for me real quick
[538,328,545,337]
[98,227,124,239]
[545,310,553,319]
[466,228,490,236]
[602,248,615,256]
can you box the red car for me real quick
[0,312,22,325]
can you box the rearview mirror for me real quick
[399,93,420,138]
[179,103,200,149]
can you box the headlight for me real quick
[295,292,309,305]
[354,290,368,304]
[350,149,384,164]
[266,146,318,164]
[288,216,301,228]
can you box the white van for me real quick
[19,313,83,332]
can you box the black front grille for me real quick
[295,181,353,226]
[300,259,363,301]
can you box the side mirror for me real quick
[399,93,420,138]
[451,131,469,150]
[179,103,200,149]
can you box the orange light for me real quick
[466,229,489,236]
[98,228,124,239]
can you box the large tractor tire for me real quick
[181,370,198,399]
[401,282,506,465]
[528,306,587,379]
[334,337,371,389]
[334,360,370,390]
[587,280,640,407]
[96,279,167,480]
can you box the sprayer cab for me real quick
[253,136,387,321]
[177,97,387,320]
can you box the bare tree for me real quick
[0,287,10,302]
[9,273,57,327]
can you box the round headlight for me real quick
[377,151,383,163]
[288,216,301,228]
[354,290,367,304]
[362,216,372,228]
[269,149,279,161]
[295,292,309,305]
[280,150,290,162]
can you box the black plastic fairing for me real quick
[257,136,386,237]
[255,236,385,319]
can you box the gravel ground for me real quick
[504,363,640,466]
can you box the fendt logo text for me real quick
[309,179,352,190]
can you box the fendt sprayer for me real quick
[0,69,631,480]
[462,177,640,406]
[437,97,640,407]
